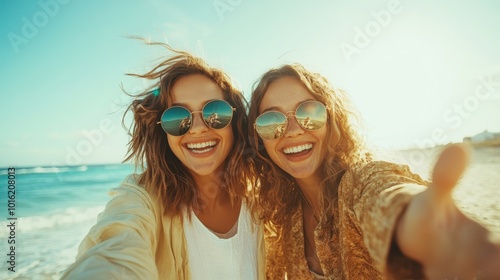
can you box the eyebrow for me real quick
[261,98,315,113]
[261,106,281,113]
[171,98,219,108]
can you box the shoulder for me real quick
[112,174,147,195]
[97,174,160,222]
[109,174,156,205]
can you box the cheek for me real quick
[225,132,234,149]
[315,125,338,163]
[327,112,340,143]
[218,127,235,151]
[262,141,279,160]
[327,122,340,148]
[166,135,179,152]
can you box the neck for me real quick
[192,173,228,211]
[296,175,322,216]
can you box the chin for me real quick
[284,168,316,179]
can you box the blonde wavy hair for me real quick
[122,40,251,217]
[247,64,371,232]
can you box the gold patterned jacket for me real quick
[265,161,429,280]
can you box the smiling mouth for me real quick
[283,143,313,154]
[186,141,218,154]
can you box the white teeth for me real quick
[187,141,217,150]
[283,144,313,154]
[191,147,214,154]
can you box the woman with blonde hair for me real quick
[248,63,500,279]
[61,42,265,279]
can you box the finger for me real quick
[431,144,470,197]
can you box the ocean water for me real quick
[0,146,499,279]
[0,164,135,279]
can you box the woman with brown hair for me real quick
[61,42,265,279]
[248,63,500,279]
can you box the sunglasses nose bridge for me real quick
[189,110,209,133]
[283,110,297,125]
[283,113,305,138]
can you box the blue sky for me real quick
[1,0,500,167]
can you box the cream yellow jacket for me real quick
[61,174,266,279]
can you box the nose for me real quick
[188,112,208,134]
[284,114,304,138]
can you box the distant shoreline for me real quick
[466,138,500,148]
[396,139,500,153]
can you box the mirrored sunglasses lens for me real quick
[255,112,287,140]
[203,100,233,129]
[161,107,192,136]
[296,101,327,130]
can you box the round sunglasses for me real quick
[157,99,235,136]
[254,100,328,140]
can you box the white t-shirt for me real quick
[183,203,259,280]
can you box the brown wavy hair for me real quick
[122,40,251,217]
[247,64,371,232]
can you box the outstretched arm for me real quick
[396,144,500,279]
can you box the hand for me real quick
[396,144,500,279]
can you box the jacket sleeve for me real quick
[60,176,159,279]
[352,161,428,279]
